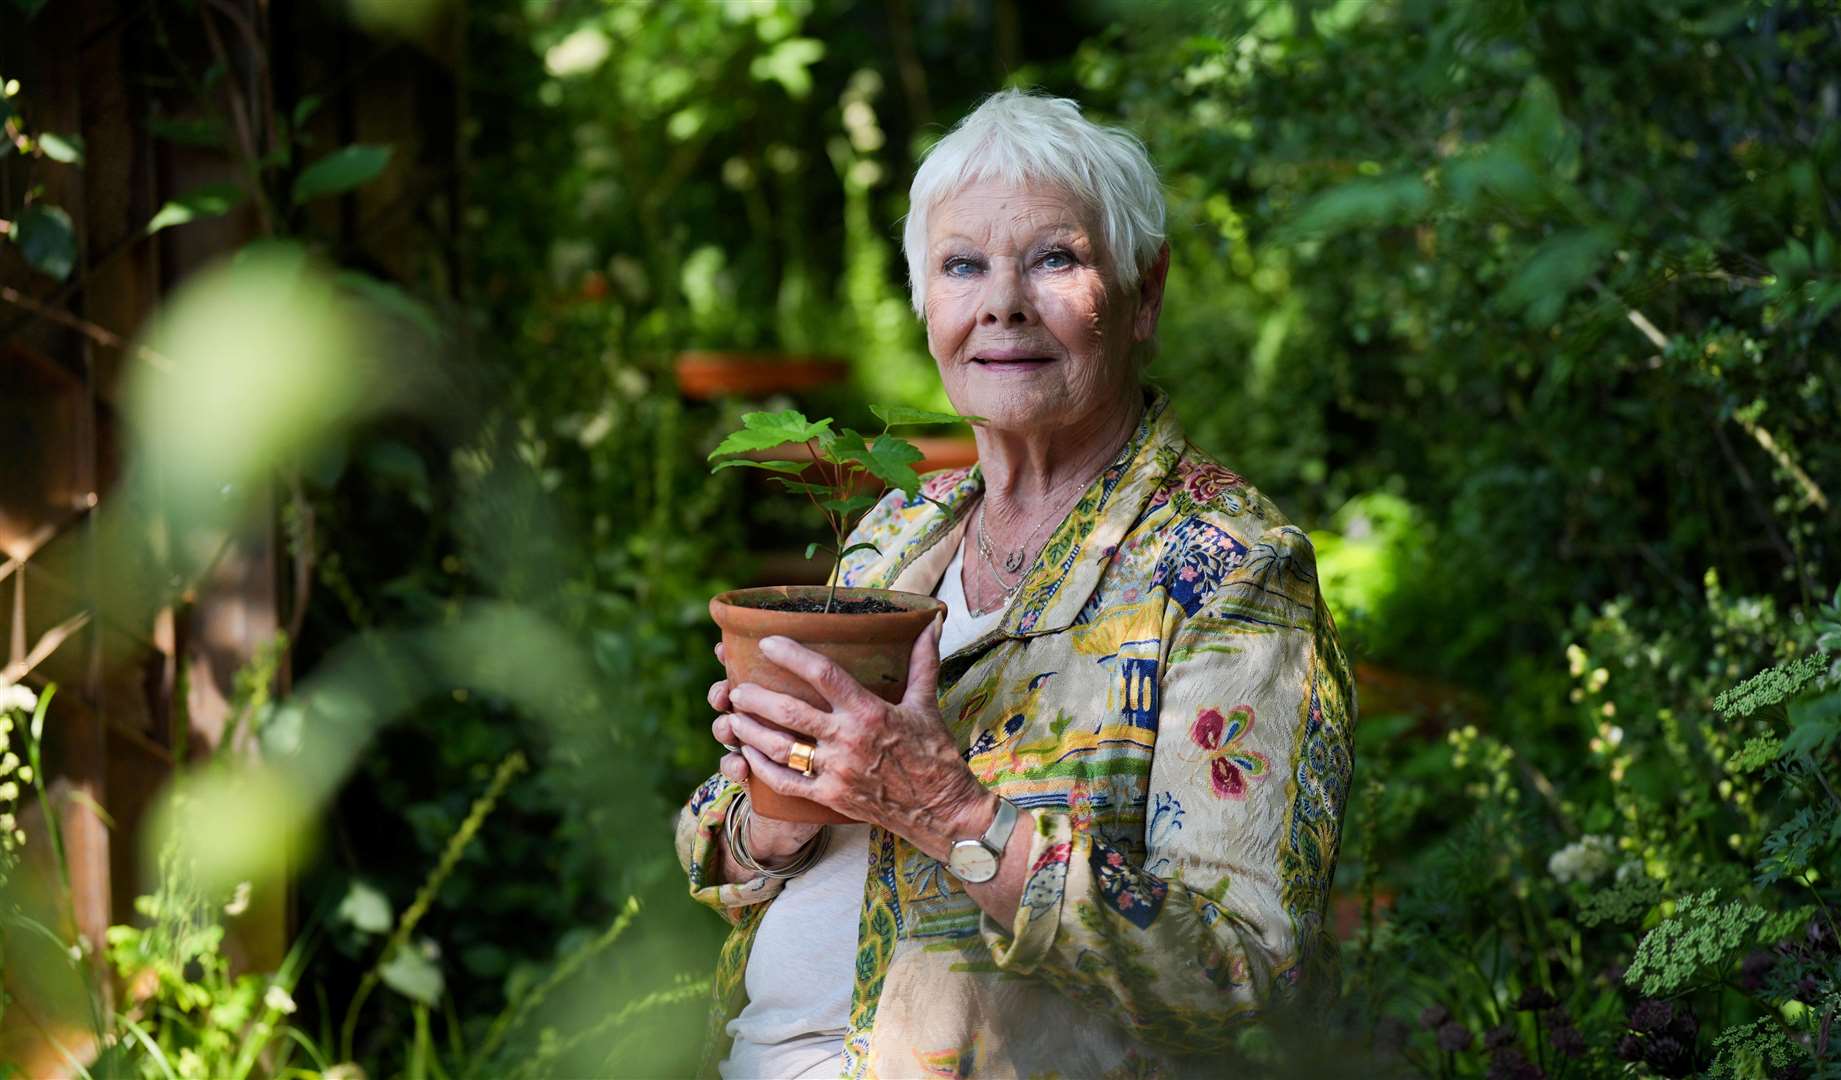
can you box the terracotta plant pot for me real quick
[675,351,849,401]
[710,585,945,824]
[909,434,978,474]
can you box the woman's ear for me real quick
[1133,243,1171,343]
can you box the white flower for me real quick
[1547,834,1618,885]
[224,881,252,917]
[0,682,36,715]
[264,984,297,1014]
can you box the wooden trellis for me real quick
[1,0,462,1066]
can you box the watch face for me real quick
[950,840,999,883]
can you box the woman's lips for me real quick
[972,352,1058,371]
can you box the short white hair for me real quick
[902,89,1165,316]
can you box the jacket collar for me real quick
[862,388,1186,641]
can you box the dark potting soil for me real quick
[748,595,906,614]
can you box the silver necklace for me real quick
[974,501,1029,597]
[973,474,1092,595]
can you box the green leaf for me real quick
[827,429,870,456]
[707,410,832,461]
[1288,175,1430,237]
[749,37,825,100]
[1496,228,1614,327]
[771,479,831,496]
[838,541,881,559]
[336,880,393,935]
[292,144,394,205]
[149,115,227,149]
[13,204,76,281]
[379,943,444,1006]
[336,271,440,339]
[819,493,877,516]
[146,182,247,235]
[711,459,807,475]
[870,405,983,428]
[37,132,83,165]
[804,542,820,560]
[292,94,323,130]
[1778,689,1841,761]
[1755,808,1840,886]
[859,434,925,498]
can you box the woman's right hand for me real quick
[710,642,823,864]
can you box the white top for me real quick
[721,823,871,1079]
[721,534,1000,1078]
[935,540,1007,657]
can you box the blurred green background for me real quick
[2,0,1838,1076]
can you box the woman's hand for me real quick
[725,619,999,863]
[709,642,821,865]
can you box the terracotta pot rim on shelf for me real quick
[674,351,850,400]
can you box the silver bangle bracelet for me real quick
[724,793,828,880]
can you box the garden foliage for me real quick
[3,0,1839,1076]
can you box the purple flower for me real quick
[1740,949,1776,991]
[1419,1003,1452,1030]
[1615,1034,1644,1062]
[1436,1020,1475,1053]
[1628,998,1674,1034]
[1515,986,1559,1011]
[1485,1048,1545,1080]
[1483,1024,1518,1051]
[1642,1034,1695,1077]
[1549,1022,1586,1059]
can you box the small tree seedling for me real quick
[708,404,981,613]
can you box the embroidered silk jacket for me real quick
[675,391,1356,1077]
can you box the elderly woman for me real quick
[676,89,1355,1078]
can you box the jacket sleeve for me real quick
[976,524,1357,1053]
[675,773,786,922]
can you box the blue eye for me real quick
[1039,248,1075,270]
[943,257,981,277]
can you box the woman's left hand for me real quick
[725,618,998,861]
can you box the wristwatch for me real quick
[946,796,1019,884]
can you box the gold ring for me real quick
[787,740,816,777]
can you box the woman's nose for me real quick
[978,263,1036,326]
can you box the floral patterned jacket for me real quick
[675,390,1356,1077]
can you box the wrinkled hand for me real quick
[709,642,821,862]
[726,618,997,862]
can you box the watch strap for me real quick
[980,796,1019,857]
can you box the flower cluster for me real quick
[1617,998,1700,1077]
[0,678,41,882]
[1545,834,1617,885]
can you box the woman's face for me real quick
[922,178,1162,435]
